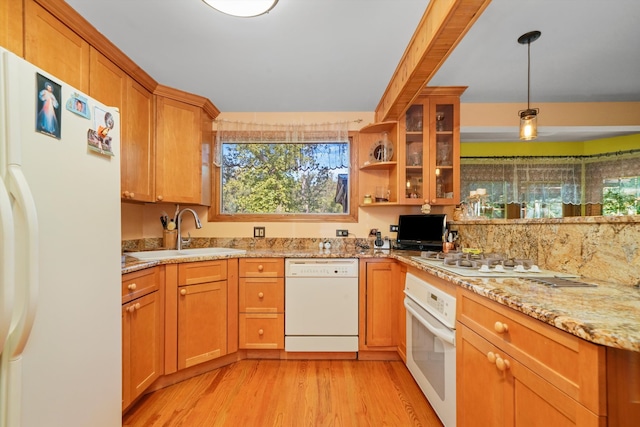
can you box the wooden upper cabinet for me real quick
[155,85,219,205]
[155,96,202,204]
[24,0,89,92]
[89,47,126,107]
[124,79,155,202]
[89,48,155,202]
[0,0,24,55]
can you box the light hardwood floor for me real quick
[123,359,444,426]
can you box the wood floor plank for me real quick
[123,360,444,427]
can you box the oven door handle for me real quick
[404,297,455,346]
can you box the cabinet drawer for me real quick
[239,314,284,349]
[178,260,227,285]
[239,258,284,278]
[122,267,158,303]
[457,288,606,415]
[239,278,284,313]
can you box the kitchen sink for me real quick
[126,247,246,260]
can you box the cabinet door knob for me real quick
[496,356,511,372]
[257,265,264,272]
[180,288,187,296]
[123,191,130,198]
[135,303,140,310]
[258,329,264,336]
[127,305,135,313]
[494,321,509,334]
[156,195,164,201]
[128,283,137,291]
[258,292,264,298]
[129,192,135,199]
[431,199,436,204]
[487,351,496,364]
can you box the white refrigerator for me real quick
[0,48,122,427]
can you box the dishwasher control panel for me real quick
[285,258,358,278]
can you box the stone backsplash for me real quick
[122,216,640,286]
[122,236,374,254]
[450,216,640,286]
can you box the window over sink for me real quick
[210,121,356,222]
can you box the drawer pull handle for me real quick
[496,356,511,372]
[258,265,264,272]
[128,283,137,291]
[494,321,509,334]
[180,289,187,296]
[258,329,264,336]
[258,292,264,298]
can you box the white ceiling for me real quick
[65,0,640,142]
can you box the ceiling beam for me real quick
[375,0,492,122]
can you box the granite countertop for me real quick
[122,248,640,352]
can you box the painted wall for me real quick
[121,106,640,241]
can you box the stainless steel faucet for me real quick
[176,208,202,250]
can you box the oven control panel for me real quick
[405,273,456,329]
[285,259,358,278]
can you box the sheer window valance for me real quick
[214,120,350,167]
[461,150,640,206]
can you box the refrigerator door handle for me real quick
[5,164,39,358]
[0,175,14,354]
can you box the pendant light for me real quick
[518,30,541,140]
[202,0,278,17]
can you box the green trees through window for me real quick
[221,142,350,215]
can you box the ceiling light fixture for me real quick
[518,30,541,141]
[202,0,278,17]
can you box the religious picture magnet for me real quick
[66,93,91,119]
[35,73,62,139]
[87,106,115,156]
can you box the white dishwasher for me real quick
[285,258,359,352]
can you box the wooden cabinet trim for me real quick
[154,84,219,119]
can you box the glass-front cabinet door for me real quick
[403,104,425,203]
[429,96,459,205]
[399,88,464,206]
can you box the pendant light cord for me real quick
[527,40,531,110]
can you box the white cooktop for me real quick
[410,256,579,279]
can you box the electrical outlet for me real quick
[254,226,265,238]
[336,229,349,237]
[390,224,399,232]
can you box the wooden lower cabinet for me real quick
[122,268,163,411]
[457,288,606,426]
[238,258,284,349]
[359,259,401,352]
[458,324,603,427]
[177,262,228,369]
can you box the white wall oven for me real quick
[404,273,457,427]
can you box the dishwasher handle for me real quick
[404,297,456,346]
